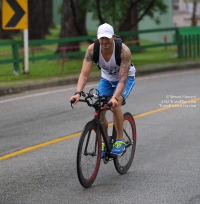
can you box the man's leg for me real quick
[113,76,135,141]
[111,77,135,154]
[112,96,124,141]
[97,78,114,137]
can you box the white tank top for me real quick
[98,42,136,82]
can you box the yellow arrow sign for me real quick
[2,0,28,30]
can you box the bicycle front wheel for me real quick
[77,120,101,188]
[114,112,136,174]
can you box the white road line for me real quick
[0,69,199,104]
[0,84,98,104]
[136,69,200,81]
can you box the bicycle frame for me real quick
[93,105,116,158]
[72,91,130,158]
[78,97,132,158]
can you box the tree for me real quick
[84,0,168,45]
[118,0,168,45]
[28,1,44,40]
[28,0,54,40]
[117,0,142,45]
[43,0,55,32]
[191,0,197,26]
[84,0,168,30]
[56,0,88,53]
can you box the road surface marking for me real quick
[1,69,199,104]
[0,97,199,160]
[0,84,98,104]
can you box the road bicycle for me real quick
[71,88,136,188]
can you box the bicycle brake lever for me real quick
[70,99,76,109]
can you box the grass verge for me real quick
[0,26,200,88]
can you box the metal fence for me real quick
[0,27,181,74]
[180,34,200,58]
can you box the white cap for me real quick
[97,23,114,39]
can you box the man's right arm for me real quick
[70,44,94,104]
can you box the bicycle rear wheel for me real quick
[77,120,101,188]
[114,112,136,174]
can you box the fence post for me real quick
[12,43,20,75]
[180,35,183,58]
[193,35,196,58]
[189,35,192,58]
[175,28,182,58]
[197,34,200,56]
[184,35,187,58]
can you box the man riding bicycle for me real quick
[70,23,136,157]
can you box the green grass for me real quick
[0,26,200,88]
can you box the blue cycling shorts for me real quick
[97,76,135,105]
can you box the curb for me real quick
[0,64,200,96]
[0,76,101,96]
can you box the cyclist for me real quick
[70,23,136,157]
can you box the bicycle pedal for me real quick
[109,152,119,157]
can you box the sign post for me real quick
[23,29,29,74]
[2,0,28,74]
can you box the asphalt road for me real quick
[0,69,200,204]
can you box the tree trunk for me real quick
[29,1,45,40]
[118,0,157,46]
[29,0,53,40]
[43,0,55,33]
[96,0,104,24]
[56,0,88,53]
[118,3,140,46]
[191,0,197,26]
[69,0,88,36]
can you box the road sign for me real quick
[2,0,28,30]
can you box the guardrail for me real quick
[0,27,181,74]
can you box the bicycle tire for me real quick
[113,112,136,174]
[77,120,102,188]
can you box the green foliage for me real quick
[137,0,168,24]
[80,0,168,29]
[80,0,129,30]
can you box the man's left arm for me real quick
[110,44,131,105]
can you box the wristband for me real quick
[114,97,118,102]
[74,91,81,96]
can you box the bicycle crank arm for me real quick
[84,152,97,157]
